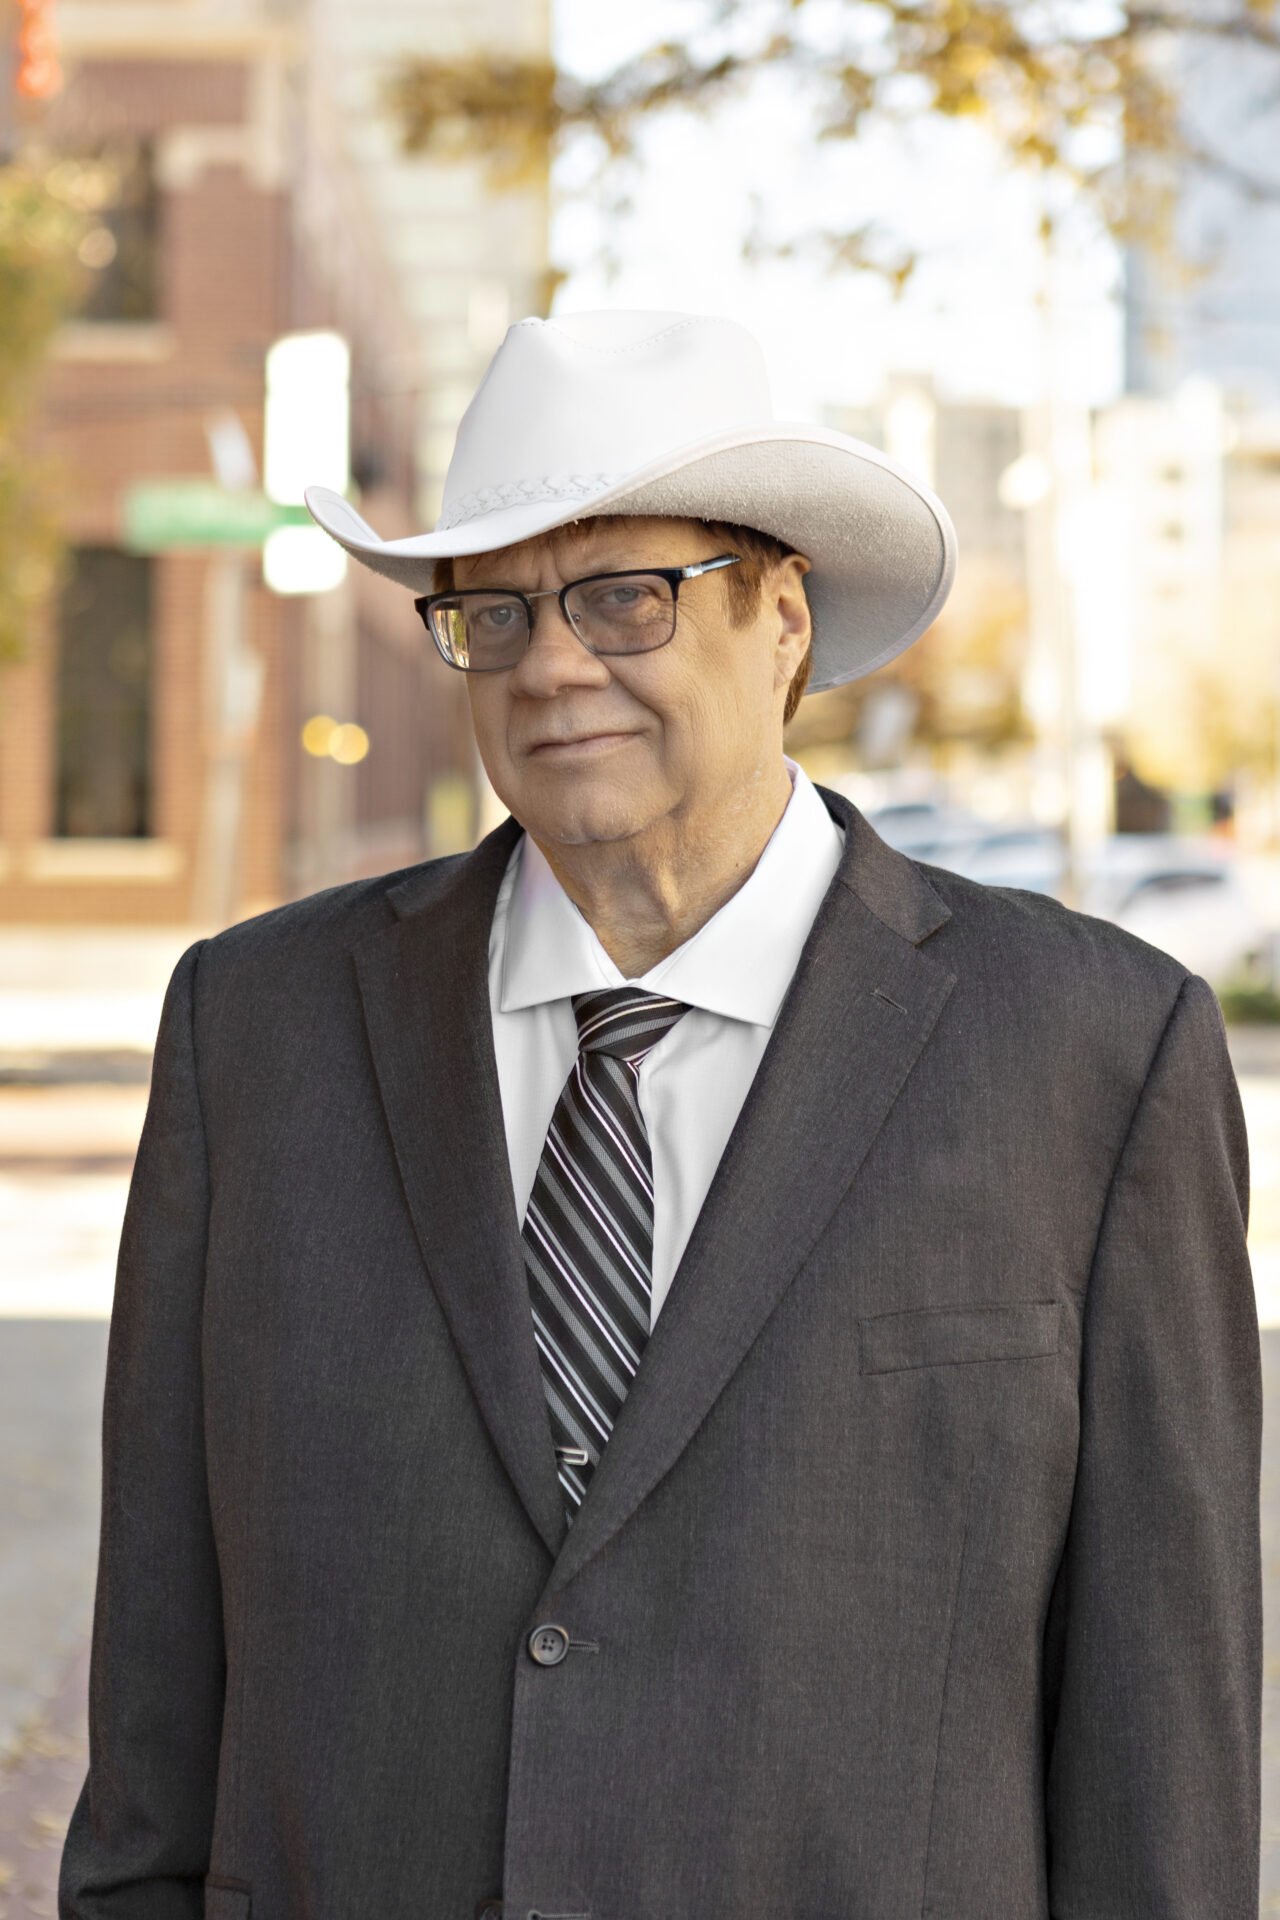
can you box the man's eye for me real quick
[473,603,519,632]
[592,582,659,613]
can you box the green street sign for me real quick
[122,481,312,551]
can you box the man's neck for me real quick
[532,761,794,978]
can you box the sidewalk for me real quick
[0,1319,106,1920]
[1265,1331,1280,1916]
[0,928,192,1071]
[0,1088,143,1319]
[0,1644,88,1919]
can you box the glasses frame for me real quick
[414,553,743,673]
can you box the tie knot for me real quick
[572,988,687,1065]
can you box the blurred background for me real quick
[1,0,1280,1908]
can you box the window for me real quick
[55,548,153,837]
[48,142,159,322]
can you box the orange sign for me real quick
[16,0,62,99]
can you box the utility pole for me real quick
[191,552,264,927]
[1018,219,1112,907]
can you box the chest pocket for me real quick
[858,1301,1060,1375]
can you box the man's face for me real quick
[458,516,811,851]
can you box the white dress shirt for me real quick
[487,762,845,1322]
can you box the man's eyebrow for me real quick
[455,556,637,589]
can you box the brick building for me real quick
[0,0,549,930]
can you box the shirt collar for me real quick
[499,761,844,1029]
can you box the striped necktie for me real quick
[522,988,688,1517]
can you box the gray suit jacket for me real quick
[61,793,1261,1920]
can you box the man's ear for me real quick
[773,553,812,692]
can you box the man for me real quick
[63,311,1260,1919]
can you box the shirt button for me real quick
[527,1623,571,1666]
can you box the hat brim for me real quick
[305,423,956,691]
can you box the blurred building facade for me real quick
[311,0,551,522]
[810,24,1280,852]
[1115,30,1280,838]
[1105,389,1280,837]
[0,0,549,930]
[1125,37,1280,409]
[830,385,1025,588]
[808,387,1032,798]
[816,356,1280,856]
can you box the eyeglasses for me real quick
[414,554,742,673]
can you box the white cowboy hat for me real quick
[305,309,957,692]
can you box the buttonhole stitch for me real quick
[872,987,909,1016]
[568,1638,599,1654]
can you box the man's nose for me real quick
[508,594,611,696]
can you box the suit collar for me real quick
[819,786,952,948]
[384,814,522,922]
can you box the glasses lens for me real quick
[565,573,677,655]
[430,593,529,670]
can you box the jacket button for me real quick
[527,1623,570,1666]
[475,1902,502,1918]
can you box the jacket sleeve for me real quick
[1045,971,1261,1917]
[61,942,224,1919]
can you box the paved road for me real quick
[1263,1332,1280,1915]
[0,1328,103,1917]
[4,1069,1280,1914]
[0,1325,107,1753]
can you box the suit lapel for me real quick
[548,796,956,1592]
[354,821,566,1559]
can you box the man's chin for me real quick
[514,772,666,851]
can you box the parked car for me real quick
[867,805,1066,896]
[941,828,1066,896]
[867,807,1266,983]
[865,801,988,862]
[1084,848,1266,986]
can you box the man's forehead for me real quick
[455,514,705,583]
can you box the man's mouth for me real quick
[526,731,637,757]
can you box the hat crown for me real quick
[438,311,774,532]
